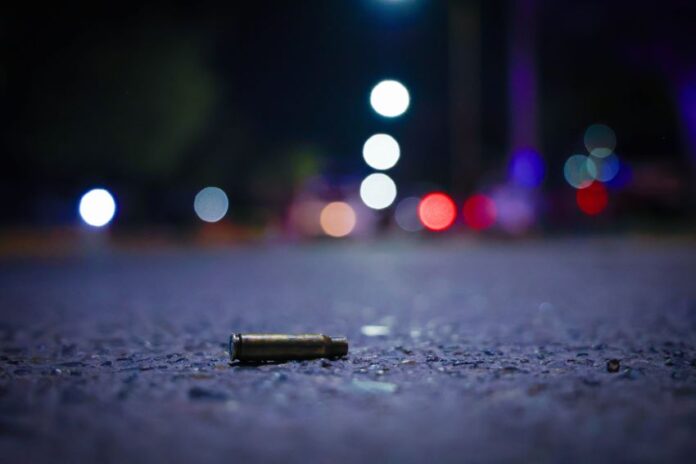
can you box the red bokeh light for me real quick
[576,181,608,215]
[463,194,496,230]
[418,193,457,231]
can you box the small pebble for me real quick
[607,359,621,373]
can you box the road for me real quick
[1,238,695,463]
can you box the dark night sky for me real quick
[1,1,694,225]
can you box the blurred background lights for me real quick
[79,188,116,227]
[418,192,456,231]
[590,152,620,182]
[394,196,423,232]
[320,202,356,238]
[194,186,229,223]
[584,123,616,158]
[564,154,597,189]
[508,148,545,188]
[491,187,535,235]
[370,80,410,117]
[362,133,400,170]
[288,198,324,236]
[463,194,496,231]
[360,173,397,210]
[606,160,632,190]
[576,181,608,215]
[343,197,379,237]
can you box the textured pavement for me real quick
[1,238,695,463]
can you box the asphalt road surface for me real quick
[1,238,695,463]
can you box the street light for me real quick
[370,80,410,118]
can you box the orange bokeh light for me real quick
[320,202,356,237]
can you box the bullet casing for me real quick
[229,333,348,362]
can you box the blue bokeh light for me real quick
[508,148,545,188]
[591,153,620,182]
[605,160,632,190]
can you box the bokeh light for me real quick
[576,181,608,215]
[463,194,496,231]
[394,196,423,232]
[491,187,535,235]
[288,198,324,236]
[362,133,400,170]
[360,173,397,210]
[564,154,597,189]
[418,192,456,231]
[590,152,620,182]
[508,148,545,188]
[584,124,616,158]
[79,188,117,227]
[370,80,410,118]
[344,197,378,237]
[320,202,356,238]
[606,160,632,190]
[194,186,229,223]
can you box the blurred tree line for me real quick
[0,9,323,226]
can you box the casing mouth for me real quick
[328,337,349,357]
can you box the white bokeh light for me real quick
[194,186,229,223]
[584,124,616,158]
[362,133,400,170]
[370,80,410,118]
[563,155,597,189]
[79,188,117,227]
[360,173,397,210]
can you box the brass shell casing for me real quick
[229,333,348,362]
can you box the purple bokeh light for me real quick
[491,186,537,235]
[508,148,545,188]
[678,81,696,164]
